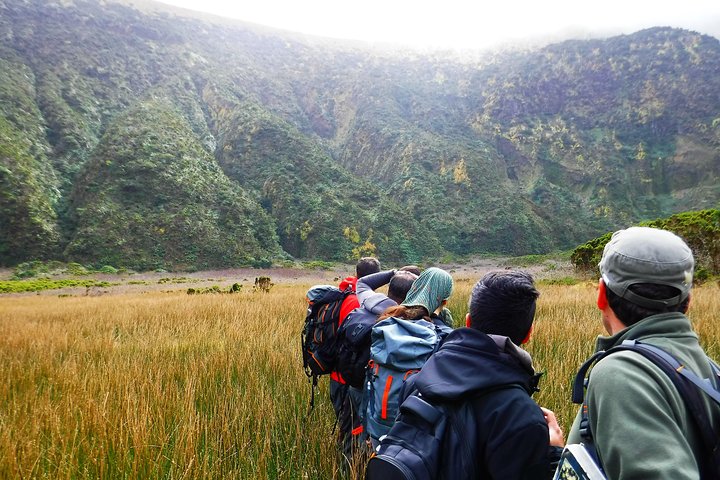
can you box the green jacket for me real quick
[567,312,720,480]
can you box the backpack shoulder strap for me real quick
[571,348,616,460]
[621,340,720,404]
[573,340,720,478]
[572,341,720,404]
[619,340,720,479]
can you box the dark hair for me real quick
[356,257,381,279]
[468,271,539,345]
[388,271,417,304]
[398,265,422,276]
[606,283,690,327]
[379,305,429,322]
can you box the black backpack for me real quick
[365,394,471,480]
[366,385,526,480]
[573,340,720,479]
[335,308,375,389]
[301,285,352,406]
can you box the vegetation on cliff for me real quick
[64,98,280,270]
[571,209,720,278]
[0,0,718,268]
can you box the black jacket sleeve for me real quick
[477,391,553,480]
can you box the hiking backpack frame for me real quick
[573,339,720,479]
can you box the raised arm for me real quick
[356,270,395,306]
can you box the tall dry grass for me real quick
[0,281,718,479]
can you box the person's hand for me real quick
[541,407,565,447]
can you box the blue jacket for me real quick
[406,328,559,480]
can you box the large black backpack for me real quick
[366,394,472,480]
[335,308,376,389]
[301,285,352,406]
[366,386,525,480]
[572,340,720,479]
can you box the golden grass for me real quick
[1,281,718,479]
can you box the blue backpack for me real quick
[365,317,442,443]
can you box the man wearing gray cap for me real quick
[566,226,720,479]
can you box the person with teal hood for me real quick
[396,266,455,332]
[364,267,455,447]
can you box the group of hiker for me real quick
[302,226,720,479]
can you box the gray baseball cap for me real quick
[599,226,694,309]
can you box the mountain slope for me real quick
[0,54,61,262]
[0,0,718,267]
[65,96,280,270]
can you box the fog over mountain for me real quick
[153,0,720,51]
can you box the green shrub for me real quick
[570,209,720,278]
[186,284,242,295]
[251,257,273,269]
[0,279,114,293]
[570,232,613,274]
[302,260,335,270]
[12,260,122,279]
[66,263,91,276]
[505,254,549,267]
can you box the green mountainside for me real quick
[571,208,720,278]
[0,0,718,269]
[64,97,281,270]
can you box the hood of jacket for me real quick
[363,292,397,316]
[413,327,539,401]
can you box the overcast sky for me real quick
[156,0,720,50]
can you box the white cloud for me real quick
[155,0,720,50]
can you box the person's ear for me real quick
[465,313,471,328]
[597,280,609,311]
[521,324,533,344]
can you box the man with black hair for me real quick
[335,268,418,464]
[467,270,538,344]
[355,256,382,280]
[567,227,720,479]
[370,270,563,479]
[329,257,380,459]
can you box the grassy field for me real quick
[1,280,718,479]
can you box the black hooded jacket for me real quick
[405,327,558,480]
